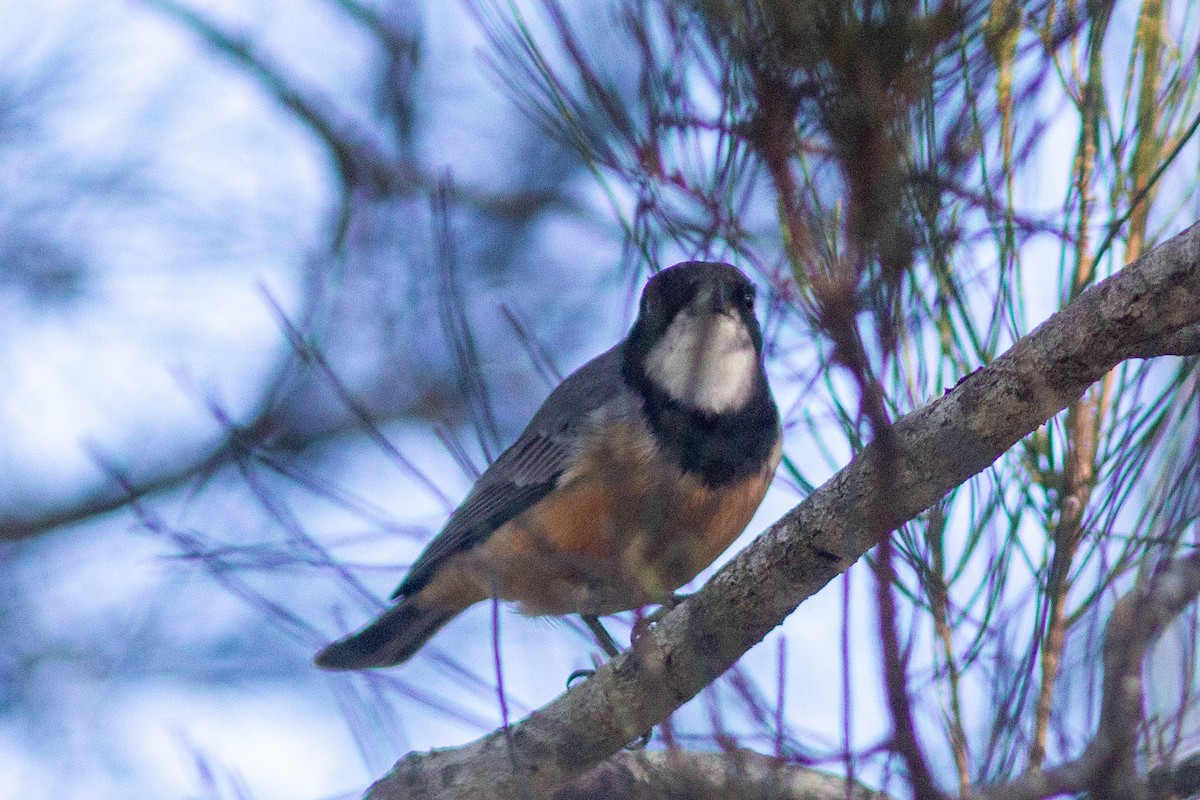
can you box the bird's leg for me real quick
[568,596,687,687]
[566,614,622,688]
[566,614,653,748]
[582,614,623,658]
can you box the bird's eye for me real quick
[741,286,756,308]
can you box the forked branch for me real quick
[975,553,1200,800]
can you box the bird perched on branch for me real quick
[315,261,781,670]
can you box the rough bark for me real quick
[556,749,894,800]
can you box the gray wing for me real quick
[393,345,626,598]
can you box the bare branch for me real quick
[1128,322,1200,358]
[327,0,417,55]
[1089,555,1200,799]
[0,362,433,542]
[360,225,1200,799]
[144,0,581,220]
[558,750,895,800]
[143,0,403,197]
[975,552,1200,800]
[1149,753,1200,800]
[2,0,587,542]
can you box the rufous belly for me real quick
[419,422,780,616]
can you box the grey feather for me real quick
[394,345,627,597]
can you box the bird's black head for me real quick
[622,261,778,484]
[624,261,767,415]
[633,261,763,354]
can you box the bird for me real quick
[315,261,781,670]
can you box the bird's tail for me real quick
[314,597,458,670]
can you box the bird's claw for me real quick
[566,668,594,689]
[565,668,652,748]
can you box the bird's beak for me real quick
[694,282,735,316]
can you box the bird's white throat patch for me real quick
[644,311,757,413]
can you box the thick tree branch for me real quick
[1128,320,1200,358]
[1149,752,1200,800]
[362,223,1199,800]
[557,750,894,800]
